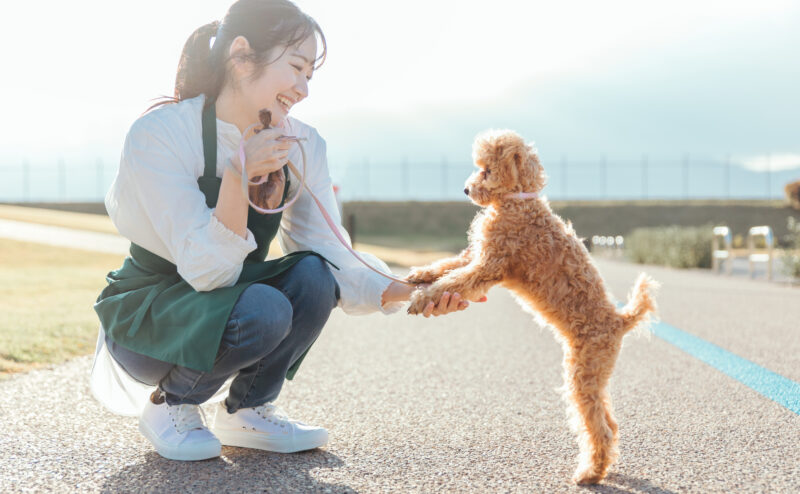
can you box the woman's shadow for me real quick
[101,446,356,493]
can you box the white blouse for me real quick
[91,95,403,416]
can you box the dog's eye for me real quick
[482,169,491,177]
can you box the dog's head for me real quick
[464,129,546,207]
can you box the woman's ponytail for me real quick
[147,0,326,113]
[174,21,224,105]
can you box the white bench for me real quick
[747,225,774,280]
[712,226,732,275]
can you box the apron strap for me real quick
[198,99,222,208]
[201,101,217,180]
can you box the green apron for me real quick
[94,102,331,378]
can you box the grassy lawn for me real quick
[0,206,454,379]
[343,200,800,248]
[0,238,126,378]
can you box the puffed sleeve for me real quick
[106,112,257,292]
[278,128,405,315]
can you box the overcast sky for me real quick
[1,0,798,174]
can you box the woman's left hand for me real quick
[382,281,483,317]
[417,290,469,318]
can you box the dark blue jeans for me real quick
[106,255,339,412]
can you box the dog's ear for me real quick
[526,147,548,191]
[502,149,522,186]
[498,144,522,190]
[497,133,529,187]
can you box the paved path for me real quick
[1,252,799,493]
[0,218,129,255]
[0,218,452,267]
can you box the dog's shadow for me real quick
[582,473,677,494]
[100,446,356,493]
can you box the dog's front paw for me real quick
[405,266,441,285]
[407,288,433,315]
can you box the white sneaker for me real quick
[211,402,328,453]
[138,391,221,461]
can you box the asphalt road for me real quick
[1,258,799,493]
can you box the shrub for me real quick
[626,225,713,269]
[782,217,800,279]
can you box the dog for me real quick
[406,129,658,484]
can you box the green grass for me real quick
[0,238,126,378]
[781,217,800,279]
[342,200,800,248]
[355,233,468,253]
[625,225,714,269]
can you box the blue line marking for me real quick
[651,320,800,415]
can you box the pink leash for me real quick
[238,128,415,286]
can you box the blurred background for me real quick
[0,0,798,202]
[1,0,799,265]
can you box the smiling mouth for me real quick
[277,95,294,113]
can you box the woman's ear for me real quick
[228,35,253,78]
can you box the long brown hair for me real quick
[150,0,326,111]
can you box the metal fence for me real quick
[0,156,797,203]
[331,156,797,201]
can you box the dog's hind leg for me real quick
[560,335,622,484]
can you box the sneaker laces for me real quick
[168,404,207,434]
[254,403,291,427]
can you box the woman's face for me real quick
[239,35,317,127]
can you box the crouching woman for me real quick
[91,0,471,462]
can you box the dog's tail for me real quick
[619,273,659,334]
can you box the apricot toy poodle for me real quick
[406,130,658,484]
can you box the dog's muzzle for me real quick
[463,187,469,196]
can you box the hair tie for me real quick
[210,21,224,52]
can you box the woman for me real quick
[91,0,476,462]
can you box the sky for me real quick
[1,0,798,193]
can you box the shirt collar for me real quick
[215,117,242,151]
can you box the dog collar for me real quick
[506,192,539,199]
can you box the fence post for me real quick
[22,160,30,202]
[441,157,448,199]
[363,158,370,200]
[58,158,66,201]
[600,155,607,199]
[766,154,771,200]
[402,157,409,199]
[682,154,689,199]
[96,159,104,200]
[724,154,731,200]
[642,155,648,200]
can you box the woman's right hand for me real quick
[231,128,292,181]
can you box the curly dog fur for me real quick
[406,129,658,484]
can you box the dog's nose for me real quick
[463,188,469,195]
